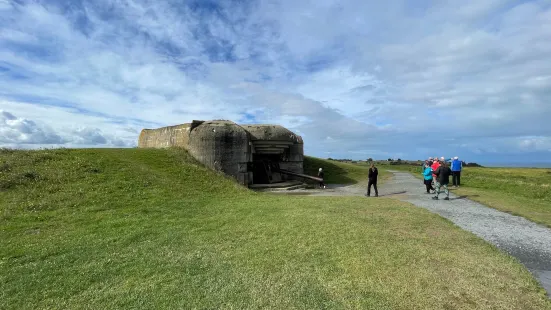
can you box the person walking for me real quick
[317,168,326,189]
[422,162,435,194]
[451,156,462,187]
[432,161,452,200]
[421,159,429,185]
[366,163,378,197]
[431,158,441,187]
[423,157,432,170]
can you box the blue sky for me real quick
[1,0,551,165]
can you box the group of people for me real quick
[422,156,463,200]
[316,156,462,200]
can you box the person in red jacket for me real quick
[432,161,452,200]
[431,159,441,186]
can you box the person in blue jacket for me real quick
[451,156,462,187]
[422,162,435,194]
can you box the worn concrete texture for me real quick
[138,120,304,186]
[240,124,303,143]
[241,125,304,178]
[138,124,191,149]
[188,120,251,185]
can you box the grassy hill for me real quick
[1,148,550,309]
[379,162,551,228]
[303,156,390,185]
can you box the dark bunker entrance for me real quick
[252,153,285,184]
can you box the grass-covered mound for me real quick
[382,163,551,228]
[1,148,550,309]
[303,156,389,185]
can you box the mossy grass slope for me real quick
[1,148,550,309]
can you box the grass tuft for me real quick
[0,162,10,172]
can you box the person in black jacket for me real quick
[432,161,452,200]
[366,163,378,197]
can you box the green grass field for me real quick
[379,162,551,228]
[1,148,550,309]
[303,156,390,185]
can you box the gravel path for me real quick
[381,171,551,297]
[280,171,551,296]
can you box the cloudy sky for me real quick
[1,0,550,165]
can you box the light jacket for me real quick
[451,159,462,171]
[423,167,433,180]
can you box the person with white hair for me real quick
[317,168,326,189]
[426,157,434,169]
[451,156,462,187]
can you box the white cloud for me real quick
[0,108,134,147]
[0,0,550,163]
[0,110,65,144]
[519,136,551,152]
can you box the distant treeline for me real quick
[327,158,483,167]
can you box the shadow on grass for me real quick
[303,156,358,185]
[377,191,408,197]
[451,195,480,200]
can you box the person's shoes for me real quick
[432,196,438,200]
[375,194,378,197]
[324,185,326,189]
[444,197,449,200]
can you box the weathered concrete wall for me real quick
[287,143,304,164]
[138,124,191,149]
[281,144,303,173]
[137,120,304,186]
[187,120,251,185]
[243,124,304,177]
[241,125,302,143]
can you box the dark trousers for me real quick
[452,171,461,186]
[367,180,378,196]
[424,180,435,193]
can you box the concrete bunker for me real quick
[138,120,313,187]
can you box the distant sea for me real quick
[481,162,551,168]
